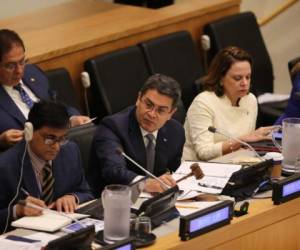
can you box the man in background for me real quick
[0,29,90,149]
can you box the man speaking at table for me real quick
[89,74,185,196]
[0,101,94,233]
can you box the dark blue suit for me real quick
[89,106,185,196]
[275,73,300,124]
[0,141,94,233]
[0,64,79,135]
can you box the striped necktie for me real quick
[145,133,155,173]
[13,83,34,109]
[41,162,54,205]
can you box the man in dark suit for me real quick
[0,29,90,149]
[0,101,94,233]
[89,74,185,196]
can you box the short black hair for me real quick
[0,29,25,62]
[140,74,181,108]
[28,101,70,131]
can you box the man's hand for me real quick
[0,129,23,145]
[48,195,77,213]
[70,116,92,127]
[144,174,176,193]
[16,196,46,217]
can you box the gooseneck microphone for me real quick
[116,148,170,190]
[208,126,264,161]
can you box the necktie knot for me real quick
[146,133,155,144]
[13,83,22,91]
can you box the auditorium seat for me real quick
[44,67,82,113]
[84,45,150,119]
[140,31,204,110]
[67,123,97,175]
[203,11,288,126]
[84,44,186,124]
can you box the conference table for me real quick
[5,150,300,249]
[148,150,300,250]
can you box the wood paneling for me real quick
[0,0,240,113]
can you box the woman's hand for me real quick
[240,126,276,142]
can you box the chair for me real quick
[84,45,150,118]
[203,11,287,125]
[67,123,97,175]
[140,31,204,109]
[44,67,82,113]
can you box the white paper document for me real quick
[11,211,89,232]
[0,238,42,250]
[174,161,241,197]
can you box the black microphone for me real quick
[115,148,170,190]
[208,126,264,161]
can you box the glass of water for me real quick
[135,216,152,238]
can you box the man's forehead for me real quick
[37,126,68,135]
[141,89,173,107]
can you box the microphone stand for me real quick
[208,126,265,161]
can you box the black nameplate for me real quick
[272,174,300,205]
[179,200,233,241]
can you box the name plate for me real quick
[272,174,300,205]
[179,200,233,241]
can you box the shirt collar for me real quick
[140,127,158,140]
[27,144,52,172]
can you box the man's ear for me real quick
[136,92,142,106]
[168,107,177,120]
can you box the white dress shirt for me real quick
[3,81,39,118]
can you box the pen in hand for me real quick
[18,200,79,223]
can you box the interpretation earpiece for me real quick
[24,122,33,142]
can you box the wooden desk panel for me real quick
[148,198,300,250]
[0,0,240,112]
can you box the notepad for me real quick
[11,211,89,232]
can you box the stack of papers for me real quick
[174,161,241,199]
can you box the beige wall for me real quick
[0,0,72,20]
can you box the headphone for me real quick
[24,122,33,141]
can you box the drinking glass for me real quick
[102,184,131,243]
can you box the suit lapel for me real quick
[22,153,41,198]
[128,110,147,168]
[22,74,48,100]
[0,85,26,125]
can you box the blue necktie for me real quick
[13,84,34,109]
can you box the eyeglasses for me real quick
[1,57,28,72]
[140,97,172,116]
[39,133,69,146]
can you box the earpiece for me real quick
[201,35,211,51]
[81,71,91,89]
[24,122,33,142]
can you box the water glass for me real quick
[135,216,152,238]
[102,184,131,243]
[282,118,300,173]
